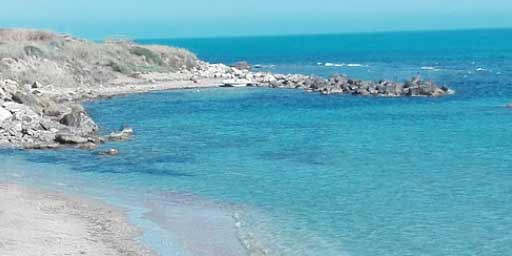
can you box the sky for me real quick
[1,0,511,39]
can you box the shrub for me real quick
[129,46,163,65]
[107,60,131,74]
[24,45,45,57]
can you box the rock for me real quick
[100,148,119,156]
[221,79,251,87]
[43,101,64,117]
[232,61,251,71]
[354,89,370,96]
[32,81,42,89]
[60,111,82,127]
[130,72,143,78]
[107,127,134,141]
[12,92,42,113]
[59,106,97,134]
[506,104,512,109]
[55,133,89,144]
[0,107,12,123]
[79,142,97,150]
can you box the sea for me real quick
[1,28,512,256]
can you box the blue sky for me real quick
[1,0,511,39]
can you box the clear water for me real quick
[2,29,512,255]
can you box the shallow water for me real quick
[2,29,512,255]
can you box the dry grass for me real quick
[0,29,199,89]
[0,29,61,42]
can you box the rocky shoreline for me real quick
[0,29,454,150]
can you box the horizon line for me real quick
[133,26,512,42]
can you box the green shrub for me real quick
[107,60,131,74]
[129,46,163,65]
[24,45,45,57]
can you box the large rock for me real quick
[0,107,12,123]
[106,127,134,141]
[55,133,90,144]
[12,91,42,113]
[59,106,98,134]
[60,111,82,127]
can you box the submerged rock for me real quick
[106,127,134,141]
[99,148,119,156]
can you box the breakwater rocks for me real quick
[197,63,454,97]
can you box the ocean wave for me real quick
[317,62,367,68]
[346,63,366,67]
[420,66,442,71]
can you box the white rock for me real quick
[222,79,252,87]
[0,107,12,123]
[263,74,277,83]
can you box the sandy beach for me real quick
[0,183,155,256]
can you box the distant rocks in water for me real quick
[99,148,120,156]
[232,61,251,71]
[249,73,454,97]
[196,62,454,97]
[506,104,512,109]
[106,127,134,141]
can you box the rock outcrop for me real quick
[0,80,99,149]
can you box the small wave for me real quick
[324,62,344,67]
[346,63,365,67]
[476,67,487,72]
[420,66,442,71]
[318,62,366,68]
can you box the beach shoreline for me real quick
[0,182,155,256]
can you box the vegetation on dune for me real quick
[23,46,45,57]
[0,29,199,88]
[129,46,164,65]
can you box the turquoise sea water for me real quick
[2,29,512,255]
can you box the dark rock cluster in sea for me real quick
[204,62,454,97]
[248,72,452,97]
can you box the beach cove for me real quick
[1,28,512,255]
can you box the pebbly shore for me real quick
[0,29,454,150]
[0,183,156,256]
